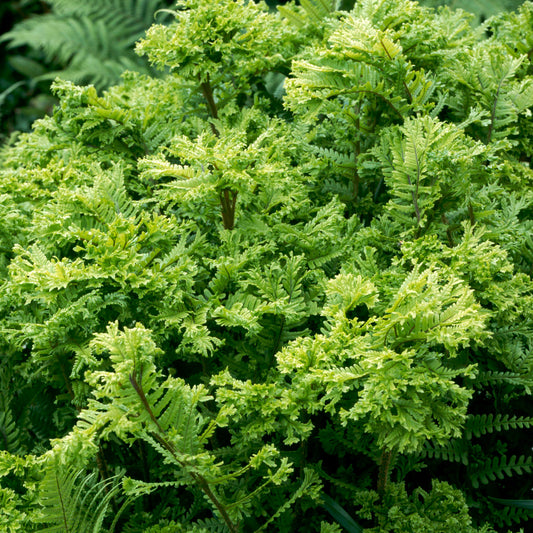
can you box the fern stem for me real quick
[486,76,505,144]
[377,448,394,497]
[220,188,238,230]
[200,75,238,230]
[55,470,71,533]
[129,373,239,533]
[200,75,220,136]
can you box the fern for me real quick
[374,115,483,229]
[71,323,317,530]
[0,408,21,454]
[421,439,470,465]
[470,455,533,488]
[1,0,174,89]
[488,498,533,527]
[465,414,533,438]
[33,461,121,533]
[278,0,337,28]
[1,0,533,531]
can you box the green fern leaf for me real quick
[465,413,533,438]
[471,455,533,488]
[0,408,21,453]
[278,0,336,28]
[33,462,121,533]
[1,0,173,89]
[421,439,469,465]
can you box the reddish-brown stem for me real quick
[377,448,394,497]
[200,75,220,136]
[220,188,237,230]
[129,373,238,533]
[199,76,238,230]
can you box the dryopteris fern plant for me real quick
[0,0,533,531]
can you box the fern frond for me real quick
[278,0,336,28]
[2,0,172,89]
[87,164,138,221]
[301,0,337,23]
[33,461,121,532]
[471,455,533,488]
[190,518,228,532]
[421,439,469,464]
[312,146,357,172]
[473,370,530,389]
[489,497,533,527]
[0,408,21,453]
[465,414,533,439]
[254,468,322,532]
[491,503,533,527]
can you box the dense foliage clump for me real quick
[0,0,532,531]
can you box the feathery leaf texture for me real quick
[0,0,532,530]
[471,455,533,488]
[33,461,121,533]
[465,414,533,438]
[1,0,173,89]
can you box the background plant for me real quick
[0,0,532,531]
[0,0,49,138]
[0,0,174,141]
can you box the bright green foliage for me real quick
[1,0,533,531]
[353,480,497,533]
[136,0,297,86]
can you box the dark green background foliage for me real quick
[0,0,532,531]
[0,0,50,137]
[0,0,174,140]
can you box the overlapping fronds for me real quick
[1,0,173,89]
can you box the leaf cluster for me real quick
[0,0,532,531]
